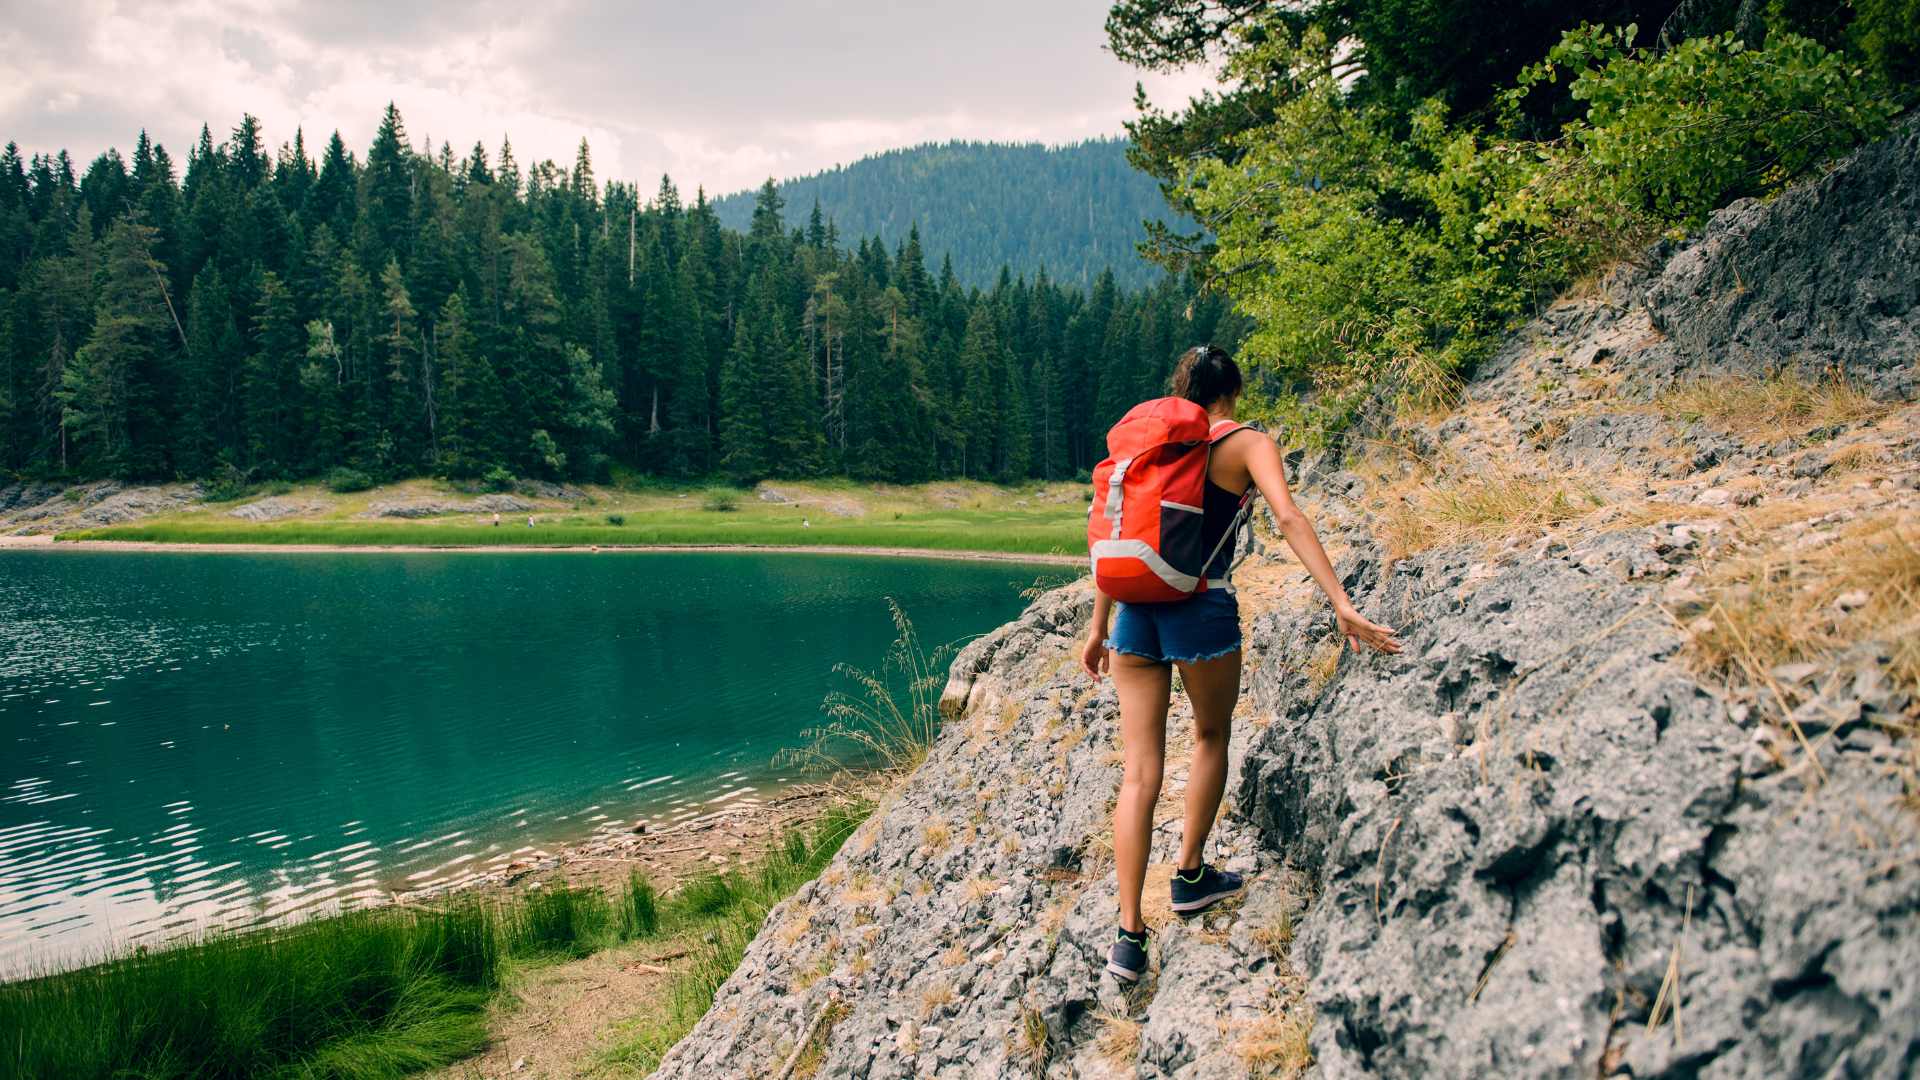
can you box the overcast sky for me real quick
[0,0,1215,197]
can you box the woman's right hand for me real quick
[1080,633,1110,680]
[1337,604,1402,654]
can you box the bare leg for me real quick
[1173,650,1241,872]
[1111,650,1170,934]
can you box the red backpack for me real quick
[1088,397,1252,603]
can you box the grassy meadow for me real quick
[54,477,1090,559]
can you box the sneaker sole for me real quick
[1105,960,1143,983]
[1171,884,1243,915]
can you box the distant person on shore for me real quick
[1080,344,1403,984]
[527,516,535,528]
[492,512,500,527]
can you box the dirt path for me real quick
[426,941,685,1080]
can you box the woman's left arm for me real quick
[1243,436,1403,654]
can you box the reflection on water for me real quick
[0,549,1066,977]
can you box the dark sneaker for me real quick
[1106,927,1149,983]
[1170,863,1244,916]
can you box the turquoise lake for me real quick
[0,549,1070,977]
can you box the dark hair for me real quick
[1169,345,1243,408]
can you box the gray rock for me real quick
[363,499,470,518]
[228,496,322,522]
[1644,114,1920,401]
[363,494,529,518]
[514,480,587,501]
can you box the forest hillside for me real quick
[708,138,1176,290]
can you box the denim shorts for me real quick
[1106,588,1242,664]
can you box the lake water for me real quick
[0,549,1069,977]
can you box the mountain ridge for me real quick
[708,137,1178,290]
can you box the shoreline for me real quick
[389,781,853,910]
[2,533,1083,566]
[1,779,853,984]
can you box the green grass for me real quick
[0,804,869,1080]
[603,801,867,1072]
[57,513,1083,557]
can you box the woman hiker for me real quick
[1080,345,1404,983]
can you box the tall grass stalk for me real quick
[782,599,957,782]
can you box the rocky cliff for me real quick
[648,118,1920,1078]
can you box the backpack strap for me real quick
[1207,419,1246,444]
[1200,419,1259,590]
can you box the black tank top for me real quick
[1200,431,1250,580]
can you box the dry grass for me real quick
[919,979,956,1018]
[774,908,814,948]
[793,950,834,990]
[1250,911,1297,964]
[839,871,888,909]
[1349,440,1606,560]
[1687,513,1920,698]
[787,997,849,1080]
[939,943,968,968]
[1657,369,1888,443]
[920,818,952,855]
[1305,639,1344,694]
[1235,1002,1315,1079]
[1015,1003,1052,1077]
[1373,468,1604,560]
[1825,443,1890,474]
[1093,1010,1141,1065]
[1040,893,1078,941]
[964,876,1003,904]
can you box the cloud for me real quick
[1,0,1218,196]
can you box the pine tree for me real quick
[358,104,412,275]
[228,115,269,190]
[434,289,506,475]
[57,219,169,473]
[177,268,225,478]
[298,318,345,471]
[311,131,357,240]
[242,271,302,473]
[377,259,424,473]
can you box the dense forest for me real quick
[709,139,1176,290]
[0,110,1246,487]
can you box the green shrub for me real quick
[618,873,660,939]
[262,480,294,496]
[605,513,626,526]
[676,872,742,917]
[481,466,515,493]
[324,467,375,494]
[1518,24,1900,225]
[202,462,256,502]
[506,884,612,959]
[702,490,739,513]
